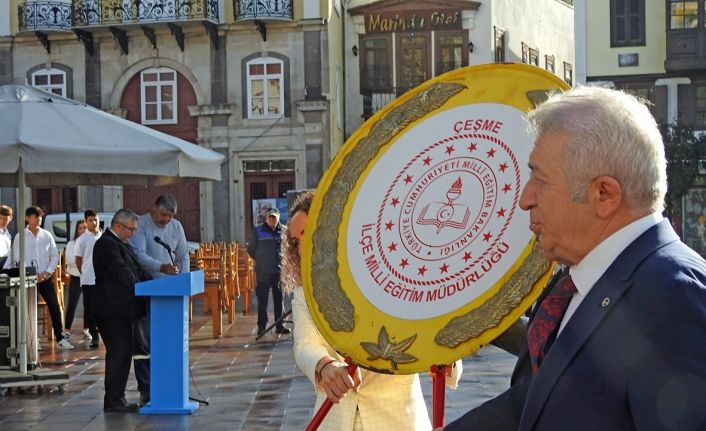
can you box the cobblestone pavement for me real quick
[0,298,515,430]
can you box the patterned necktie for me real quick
[527,274,577,375]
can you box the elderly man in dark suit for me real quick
[92,209,151,413]
[446,87,706,430]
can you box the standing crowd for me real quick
[0,194,188,413]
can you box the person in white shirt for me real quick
[282,191,462,431]
[62,219,86,342]
[75,209,102,348]
[7,206,73,349]
[0,205,12,269]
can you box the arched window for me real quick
[140,67,177,125]
[31,68,67,97]
[246,57,284,119]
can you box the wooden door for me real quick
[397,33,431,92]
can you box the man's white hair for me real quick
[528,86,667,213]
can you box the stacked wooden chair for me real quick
[224,242,239,323]
[236,245,256,314]
[190,243,227,338]
[186,241,257,338]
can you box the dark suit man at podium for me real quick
[92,209,151,413]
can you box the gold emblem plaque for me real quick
[302,64,568,374]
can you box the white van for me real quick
[42,212,113,250]
[43,212,199,252]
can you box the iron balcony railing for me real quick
[72,0,218,26]
[361,87,411,119]
[233,0,292,21]
[18,1,73,31]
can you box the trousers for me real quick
[37,278,63,341]
[255,271,283,330]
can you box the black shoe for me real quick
[140,392,150,406]
[275,326,291,335]
[257,328,266,337]
[104,403,139,413]
[89,341,99,349]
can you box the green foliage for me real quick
[660,123,706,218]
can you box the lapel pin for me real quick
[601,297,610,307]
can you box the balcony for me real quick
[361,87,411,120]
[233,0,292,22]
[18,1,73,32]
[666,28,706,72]
[72,0,219,27]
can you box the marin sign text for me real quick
[366,10,461,33]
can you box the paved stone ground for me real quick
[0,297,515,430]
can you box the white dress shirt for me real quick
[74,230,102,286]
[560,212,662,333]
[0,227,10,259]
[8,226,59,274]
[64,240,81,277]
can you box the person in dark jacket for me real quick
[248,207,289,336]
[91,209,151,413]
[444,86,706,431]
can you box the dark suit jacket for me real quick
[447,269,563,431]
[91,229,150,320]
[448,220,706,431]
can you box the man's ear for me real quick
[589,175,622,219]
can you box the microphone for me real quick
[154,236,176,266]
[154,236,172,252]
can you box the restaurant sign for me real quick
[365,9,462,34]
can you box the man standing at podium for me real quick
[92,209,151,413]
[130,194,189,406]
[130,194,188,279]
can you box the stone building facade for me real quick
[0,0,343,242]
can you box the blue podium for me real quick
[135,270,204,414]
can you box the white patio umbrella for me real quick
[0,84,224,373]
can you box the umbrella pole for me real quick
[64,188,71,247]
[18,167,27,374]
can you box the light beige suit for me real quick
[292,288,461,431]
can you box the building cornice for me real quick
[349,0,480,15]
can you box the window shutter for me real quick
[678,83,695,126]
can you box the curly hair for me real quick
[280,190,315,294]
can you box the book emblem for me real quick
[417,177,472,234]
